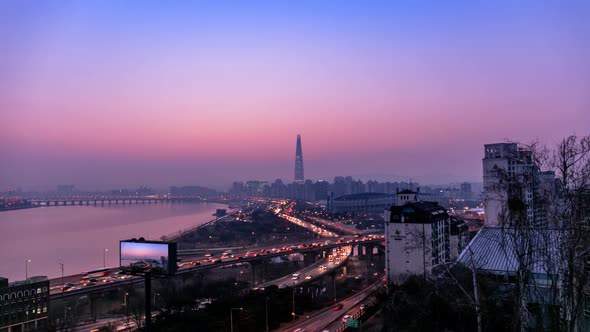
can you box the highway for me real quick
[48,198,384,332]
[278,279,384,332]
[308,216,362,236]
[254,246,352,289]
[50,235,383,297]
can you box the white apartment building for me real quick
[385,191,451,284]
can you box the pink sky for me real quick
[1,2,589,189]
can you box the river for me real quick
[0,202,227,281]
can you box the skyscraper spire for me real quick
[295,134,304,182]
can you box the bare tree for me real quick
[487,135,590,331]
[406,217,484,332]
[550,135,590,331]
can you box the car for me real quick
[103,277,117,283]
[360,304,366,310]
[291,276,299,280]
[305,275,312,280]
[292,273,300,277]
[191,261,201,266]
[332,303,343,311]
[342,314,352,322]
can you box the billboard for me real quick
[120,240,177,275]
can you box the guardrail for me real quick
[334,295,380,332]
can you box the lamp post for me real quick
[59,262,64,293]
[230,307,243,332]
[333,272,337,303]
[153,293,160,309]
[103,249,109,268]
[25,259,31,280]
[124,292,129,315]
[265,297,269,332]
[292,286,296,321]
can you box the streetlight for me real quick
[333,273,337,303]
[59,262,64,293]
[25,259,31,281]
[265,297,269,332]
[230,307,243,332]
[292,285,296,321]
[103,249,109,268]
[154,293,160,309]
[124,292,129,315]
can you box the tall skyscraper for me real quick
[294,134,304,182]
[482,143,557,228]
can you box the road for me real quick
[72,317,136,332]
[255,246,352,289]
[50,237,382,296]
[278,279,384,332]
[308,217,363,236]
[279,213,339,238]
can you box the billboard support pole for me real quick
[145,271,152,331]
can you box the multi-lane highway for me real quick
[50,235,383,297]
[279,279,384,332]
[254,246,352,290]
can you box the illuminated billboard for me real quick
[120,240,177,275]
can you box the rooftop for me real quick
[457,227,560,275]
[333,192,395,201]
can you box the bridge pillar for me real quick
[250,261,262,286]
[303,252,316,265]
[367,245,374,260]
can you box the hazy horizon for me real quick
[2,2,589,191]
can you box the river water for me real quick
[0,202,226,281]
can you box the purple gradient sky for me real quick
[1,1,589,190]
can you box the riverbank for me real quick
[0,202,226,280]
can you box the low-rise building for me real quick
[384,200,450,284]
[0,276,50,332]
[329,193,395,214]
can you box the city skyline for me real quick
[1,1,589,189]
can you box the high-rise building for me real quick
[294,134,304,182]
[482,143,557,228]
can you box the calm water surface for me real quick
[0,202,226,281]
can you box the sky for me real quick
[1,1,589,190]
